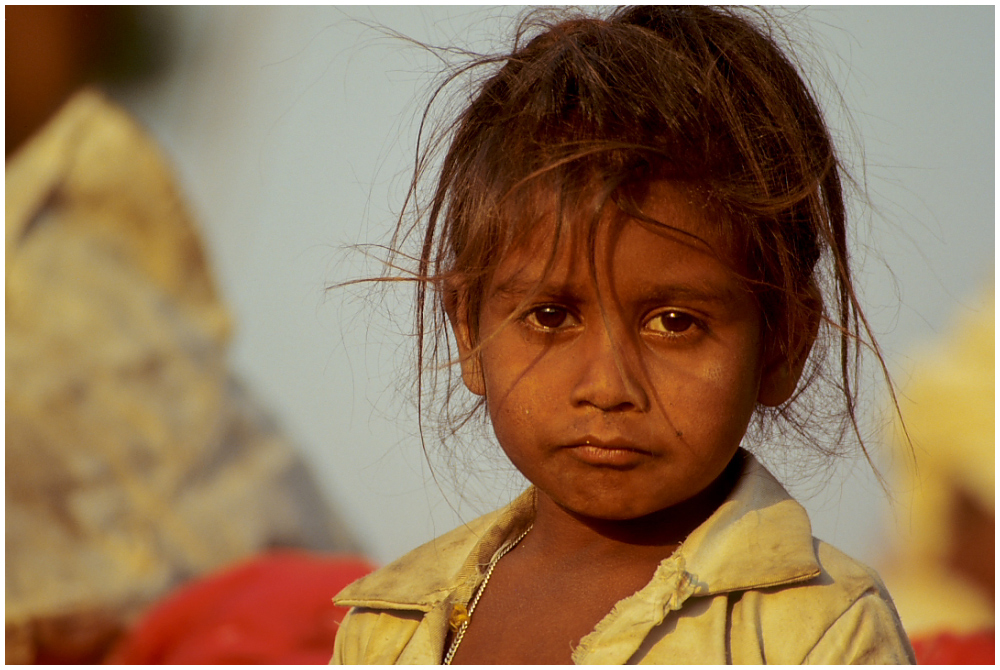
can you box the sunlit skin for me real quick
[447,181,810,664]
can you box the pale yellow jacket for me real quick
[332,456,915,664]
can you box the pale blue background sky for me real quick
[114,6,994,565]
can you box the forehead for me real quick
[490,181,736,293]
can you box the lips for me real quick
[562,437,651,467]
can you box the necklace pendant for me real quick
[448,603,470,631]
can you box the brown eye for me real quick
[647,310,697,335]
[527,306,573,330]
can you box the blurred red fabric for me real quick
[107,551,375,664]
[109,550,994,665]
[910,629,994,665]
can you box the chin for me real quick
[563,494,668,522]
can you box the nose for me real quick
[569,318,649,412]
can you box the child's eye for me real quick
[524,306,578,331]
[644,310,699,336]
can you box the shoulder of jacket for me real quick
[727,537,904,662]
[332,508,502,611]
[812,538,894,603]
[746,538,891,616]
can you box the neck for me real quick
[527,451,744,562]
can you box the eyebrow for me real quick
[490,276,550,299]
[636,284,743,308]
[490,276,743,307]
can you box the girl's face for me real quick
[453,182,794,522]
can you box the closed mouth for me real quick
[565,437,650,453]
[562,439,652,466]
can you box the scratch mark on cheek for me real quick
[701,363,725,384]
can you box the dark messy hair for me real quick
[374,6,897,476]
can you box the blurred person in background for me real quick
[6,7,367,664]
[879,288,994,664]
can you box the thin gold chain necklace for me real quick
[442,525,533,665]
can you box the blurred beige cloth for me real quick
[879,288,994,636]
[6,90,357,662]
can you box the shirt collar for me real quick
[677,454,821,595]
[334,454,819,610]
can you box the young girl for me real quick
[332,6,914,664]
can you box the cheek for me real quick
[652,345,762,435]
[481,350,530,424]
[702,364,760,434]
[700,357,760,402]
[484,371,547,423]
[698,322,763,396]
[484,391,540,474]
[480,345,564,445]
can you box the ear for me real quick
[444,284,486,397]
[757,288,821,407]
